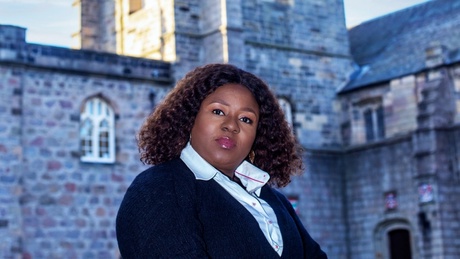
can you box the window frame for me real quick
[354,97,385,143]
[80,97,116,164]
[364,104,385,142]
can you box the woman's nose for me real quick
[222,116,240,133]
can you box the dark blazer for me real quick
[116,158,327,259]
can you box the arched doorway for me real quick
[374,219,416,259]
[388,229,412,259]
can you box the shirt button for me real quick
[252,202,256,206]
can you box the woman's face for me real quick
[190,83,259,177]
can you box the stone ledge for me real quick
[0,42,172,83]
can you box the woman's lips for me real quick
[216,137,236,149]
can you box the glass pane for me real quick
[100,120,108,128]
[99,131,109,158]
[80,119,92,136]
[89,100,94,115]
[364,109,374,141]
[377,106,385,139]
[81,139,92,156]
[80,118,94,158]
[98,101,102,115]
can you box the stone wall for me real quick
[343,137,420,258]
[282,150,348,258]
[0,24,28,258]
[0,24,172,258]
[340,125,460,259]
[240,0,353,148]
[77,0,117,52]
[433,128,460,258]
[443,127,460,257]
[337,62,460,258]
[122,5,163,59]
[246,44,352,148]
[0,58,23,259]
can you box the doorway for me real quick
[388,229,412,259]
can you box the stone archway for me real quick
[374,219,417,259]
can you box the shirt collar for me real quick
[233,160,270,195]
[180,142,270,195]
[180,142,217,180]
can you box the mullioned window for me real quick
[80,97,115,163]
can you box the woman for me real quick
[116,64,327,258]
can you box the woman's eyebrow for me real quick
[208,99,258,115]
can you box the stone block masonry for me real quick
[4,0,460,258]
[0,24,173,258]
[0,65,24,259]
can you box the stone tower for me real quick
[75,0,354,148]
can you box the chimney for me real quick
[0,25,26,44]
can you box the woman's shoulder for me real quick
[133,158,194,183]
[126,158,196,198]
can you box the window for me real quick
[278,97,293,128]
[364,105,385,141]
[350,96,386,145]
[80,97,115,163]
[129,0,144,14]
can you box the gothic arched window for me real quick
[80,97,115,163]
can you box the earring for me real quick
[249,150,255,164]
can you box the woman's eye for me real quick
[240,117,253,124]
[212,109,225,116]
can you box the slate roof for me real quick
[340,0,460,93]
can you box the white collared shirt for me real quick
[180,142,284,256]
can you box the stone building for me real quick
[336,1,460,257]
[0,0,459,258]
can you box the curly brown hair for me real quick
[138,63,303,187]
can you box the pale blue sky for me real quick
[0,0,429,48]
